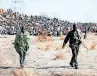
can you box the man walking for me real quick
[84,26,87,39]
[62,23,82,69]
[14,26,30,68]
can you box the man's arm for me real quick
[14,32,20,49]
[62,32,70,49]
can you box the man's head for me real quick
[73,23,77,31]
[21,26,25,33]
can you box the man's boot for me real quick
[75,65,78,69]
[20,64,24,68]
[69,63,74,67]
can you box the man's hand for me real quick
[62,43,65,49]
[62,46,65,49]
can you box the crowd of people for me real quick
[0,9,97,36]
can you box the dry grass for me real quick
[37,41,52,51]
[11,69,97,76]
[60,35,65,40]
[36,35,53,42]
[36,34,64,51]
[90,42,97,50]
[37,42,62,51]
[12,69,27,76]
[12,69,38,76]
[53,52,65,60]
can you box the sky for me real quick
[0,0,97,23]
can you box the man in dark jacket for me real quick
[62,23,82,69]
[84,26,87,39]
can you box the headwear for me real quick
[73,23,77,29]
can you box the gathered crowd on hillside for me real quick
[0,9,97,36]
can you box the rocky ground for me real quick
[0,33,97,76]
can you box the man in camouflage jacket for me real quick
[14,26,30,68]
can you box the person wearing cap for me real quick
[14,26,30,68]
[62,23,82,69]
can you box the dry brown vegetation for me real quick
[36,27,53,42]
[90,42,97,50]
[36,35,53,42]
[36,34,63,51]
[60,35,65,40]
[53,53,65,60]
[37,41,62,51]
[12,69,38,76]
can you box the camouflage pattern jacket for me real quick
[14,30,30,53]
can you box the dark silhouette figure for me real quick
[62,23,82,69]
[84,26,87,39]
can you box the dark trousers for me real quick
[84,32,87,39]
[69,44,79,66]
[18,50,26,65]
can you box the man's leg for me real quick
[19,51,26,68]
[76,45,79,55]
[70,56,74,67]
[69,46,75,67]
[74,45,79,69]
[70,45,78,69]
[23,52,26,64]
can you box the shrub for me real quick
[12,69,38,76]
[53,52,65,60]
[90,42,97,50]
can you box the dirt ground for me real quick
[0,33,97,76]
